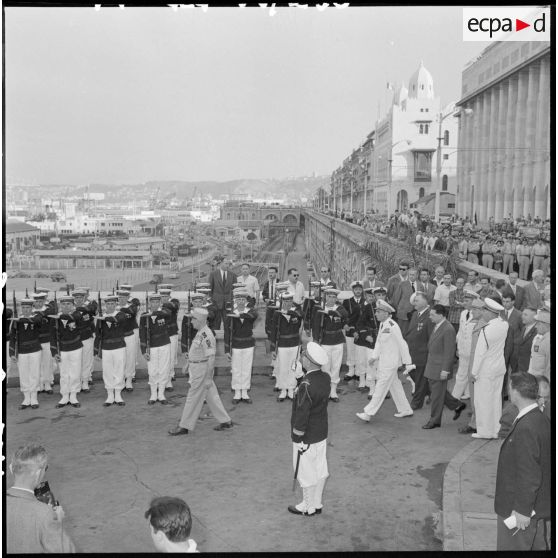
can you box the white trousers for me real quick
[59,348,83,396]
[355,345,376,389]
[39,342,55,385]
[102,347,126,390]
[345,336,356,374]
[321,344,343,386]
[81,337,95,383]
[123,334,137,381]
[133,329,140,371]
[451,357,470,399]
[293,439,329,488]
[276,346,298,390]
[231,347,254,390]
[169,334,178,378]
[147,344,171,388]
[363,366,412,415]
[179,363,231,431]
[18,351,42,393]
[474,375,504,438]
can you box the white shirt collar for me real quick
[514,402,539,423]
[10,486,35,495]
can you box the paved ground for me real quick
[6,375,473,553]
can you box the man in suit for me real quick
[404,291,434,410]
[506,272,525,310]
[361,265,384,291]
[318,266,337,290]
[501,290,522,398]
[342,281,366,382]
[418,269,436,305]
[509,307,538,374]
[470,298,509,439]
[495,373,551,550]
[423,305,465,429]
[527,309,550,379]
[7,444,75,553]
[209,259,237,330]
[356,300,415,423]
[391,268,417,336]
[523,269,545,311]
[261,266,280,338]
[289,342,331,516]
[386,260,410,302]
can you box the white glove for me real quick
[295,441,308,452]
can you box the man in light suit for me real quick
[523,269,545,311]
[391,268,417,336]
[422,305,466,429]
[506,272,525,310]
[386,260,409,302]
[356,300,414,423]
[470,298,509,439]
[495,373,551,550]
[7,444,75,553]
[208,259,238,330]
[418,269,436,305]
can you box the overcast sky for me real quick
[5,5,489,185]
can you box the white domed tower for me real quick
[392,83,408,106]
[408,61,434,99]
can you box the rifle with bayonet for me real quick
[144,290,150,359]
[11,290,19,359]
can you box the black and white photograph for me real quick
[3,3,552,553]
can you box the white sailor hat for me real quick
[305,341,329,367]
[376,299,395,313]
[373,286,387,294]
[20,297,34,306]
[363,287,374,294]
[190,292,206,300]
[159,284,174,290]
[35,287,50,294]
[159,288,172,296]
[233,282,245,289]
[197,288,211,294]
[350,281,363,289]
[463,289,480,299]
[534,309,550,324]
[116,290,130,297]
[119,284,133,291]
[483,297,504,313]
[233,289,249,298]
[103,294,118,303]
[32,292,47,300]
[59,295,75,303]
[72,289,87,297]
[471,298,484,309]
[276,282,290,291]
[409,291,427,305]
[190,307,209,318]
[324,288,340,296]
[309,281,321,288]
[280,292,294,300]
[148,293,161,301]
[196,282,210,289]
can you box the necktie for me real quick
[466,311,470,320]
[270,281,274,300]
[223,271,227,283]
[412,282,416,293]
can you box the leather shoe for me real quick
[45,389,54,395]
[31,404,39,409]
[242,398,252,404]
[115,401,125,406]
[343,375,355,382]
[329,396,339,403]
[147,399,157,405]
[273,387,280,392]
[168,426,189,436]
[165,387,174,392]
[453,403,466,421]
[458,426,476,434]
[232,398,241,405]
[19,404,31,410]
[288,505,314,516]
[367,394,373,400]
[357,386,367,392]
[81,388,90,394]
[159,399,169,405]
[214,421,233,431]
[422,422,440,429]
[394,411,413,418]
[277,396,285,402]
[70,402,81,408]
[55,402,69,409]
[314,508,322,515]
[103,402,113,407]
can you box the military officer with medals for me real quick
[196,287,218,334]
[168,308,233,436]
[9,297,44,409]
[50,294,84,408]
[32,291,56,393]
[354,287,378,394]
[311,288,348,402]
[224,288,258,404]
[270,292,303,402]
[94,294,128,407]
[342,281,366,382]
[159,286,180,391]
[356,299,415,423]
[181,292,205,355]
[289,341,331,516]
[140,293,172,405]
[73,289,97,393]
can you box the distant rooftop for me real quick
[6,220,40,234]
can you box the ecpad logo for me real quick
[463,7,550,42]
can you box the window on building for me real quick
[413,151,432,182]
[442,175,448,191]
[447,203,455,209]
[420,108,423,112]
[419,187,425,198]
[425,108,429,112]
[419,124,429,135]
[443,154,449,160]
[444,130,449,146]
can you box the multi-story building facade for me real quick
[455,41,550,222]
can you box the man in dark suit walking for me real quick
[495,373,551,550]
[208,259,237,330]
[391,268,417,336]
[509,307,538,374]
[422,305,465,429]
[506,272,525,310]
[501,290,522,398]
[404,292,434,410]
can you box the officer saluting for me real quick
[168,308,233,436]
[289,342,331,517]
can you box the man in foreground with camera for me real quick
[7,443,76,553]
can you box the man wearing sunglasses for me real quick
[386,261,410,303]
[287,268,305,306]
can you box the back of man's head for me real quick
[145,496,192,544]
[11,444,47,477]
[510,372,538,402]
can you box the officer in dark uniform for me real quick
[73,289,97,393]
[302,282,322,333]
[354,287,378,392]
[342,281,366,382]
[160,286,180,391]
[32,292,56,393]
[289,341,331,516]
